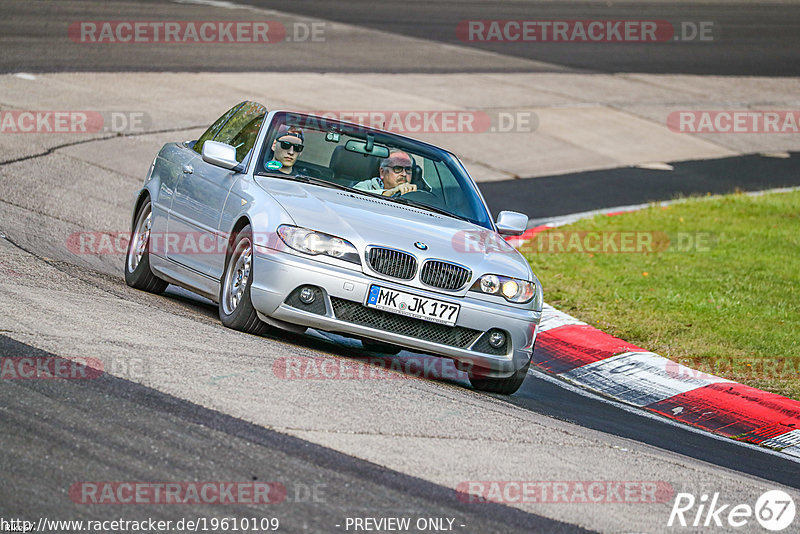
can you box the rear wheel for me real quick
[219,225,268,335]
[468,358,530,395]
[124,198,168,294]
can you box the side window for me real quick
[213,101,266,152]
[230,116,264,162]
[193,102,245,155]
[434,160,473,218]
[193,101,267,159]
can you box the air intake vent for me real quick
[331,298,481,348]
[336,192,442,218]
[420,260,471,290]
[367,247,417,280]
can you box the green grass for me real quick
[522,190,800,400]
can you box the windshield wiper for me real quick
[388,195,473,223]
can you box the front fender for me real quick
[210,174,296,279]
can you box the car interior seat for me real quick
[410,164,432,192]
[328,146,382,187]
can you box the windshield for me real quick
[256,112,493,229]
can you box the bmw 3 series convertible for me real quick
[125,101,543,394]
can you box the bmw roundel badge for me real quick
[414,242,428,250]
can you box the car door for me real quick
[148,142,197,242]
[167,102,266,278]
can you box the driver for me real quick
[354,150,417,196]
[265,125,304,175]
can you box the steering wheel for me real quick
[396,189,445,208]
[294,164,324,180]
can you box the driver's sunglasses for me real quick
[278,140,304,152]
[385,165,412,174]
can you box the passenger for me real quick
[266,125,304,175]
[354,150,417,197]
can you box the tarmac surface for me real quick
[4,0,800,75]
[479,151,800,219]
[2,1,800,532]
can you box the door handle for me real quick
[182,165,193,174]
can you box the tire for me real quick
[219,225,268,336]
[124,198,168,294]
[468,358,530,395]
[361,339,403,355]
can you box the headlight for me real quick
[470,274,536,304]
[277,225,360,264]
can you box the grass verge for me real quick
[522,189,800,400]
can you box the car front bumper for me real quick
[249,247,540,378]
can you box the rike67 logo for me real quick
[668,490,795,531]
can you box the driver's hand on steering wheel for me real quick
[384,183,417,197]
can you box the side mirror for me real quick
[496,211,528,236]
[202,140,239,170]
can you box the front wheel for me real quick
[468,359,530,395]
[124,198,168,294]
[219,225,267,335]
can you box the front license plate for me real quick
[366,285,460,327]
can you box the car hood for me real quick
[256,177,533,282]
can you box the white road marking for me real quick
[537,303,587,333]
[762,430,800,450]
[783,446,800,458]
[560,351,730,407]
[634,162,674,171]
[526,366,800,464]
[173,0,250,9]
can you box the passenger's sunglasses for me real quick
[278,140,304,152]
[384,165,412,174]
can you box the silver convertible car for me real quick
[125,102,542,394]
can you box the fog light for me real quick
[487,329,506,348]
[299,286,316,304]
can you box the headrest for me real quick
[329,145,381,180]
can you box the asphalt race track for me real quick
[0,335,580,533]
[479,151,800,220]
[237,0,800,76]
[4,0,800,75]
[2,1,800,533]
